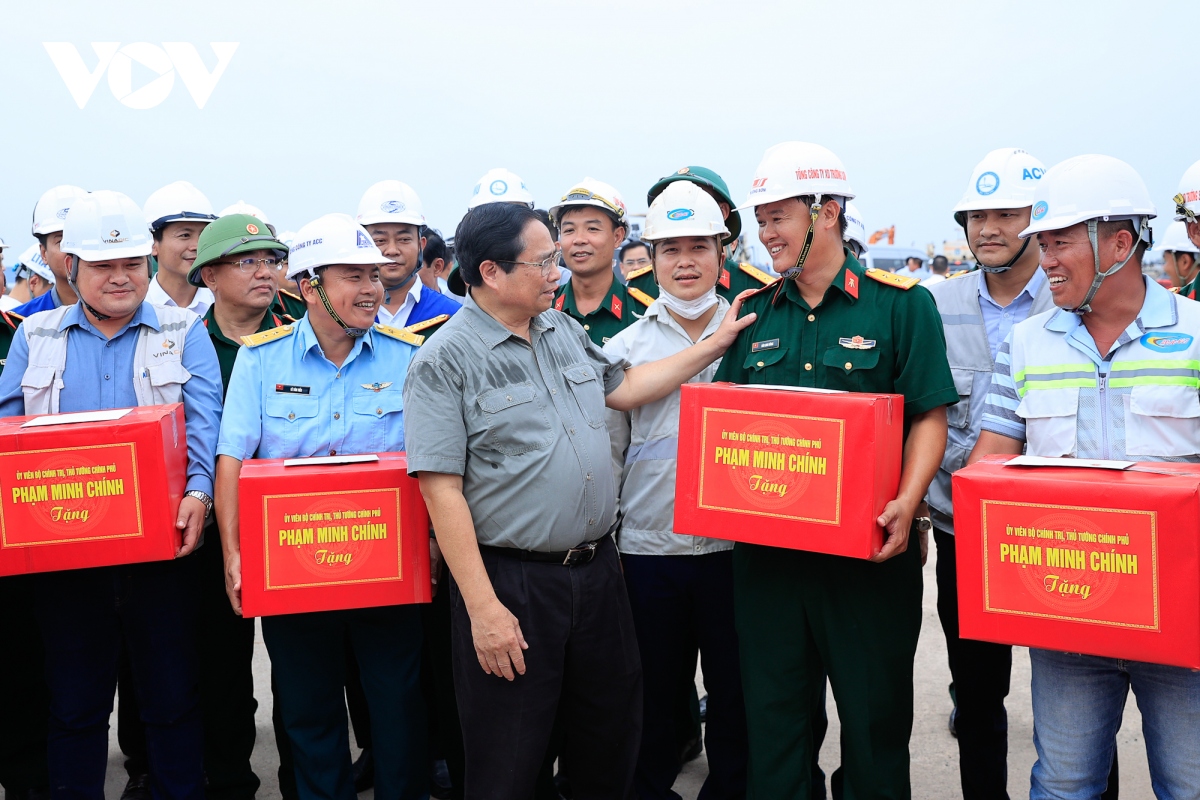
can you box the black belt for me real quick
[481,534,610,566]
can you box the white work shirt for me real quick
[921,273,947,287]
[146,274,213,317]
[377,279,423,328]
[603,296,732,556]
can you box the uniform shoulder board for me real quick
[402,314,450,335]
[373,323,424,347]
[1170,286,1182,294]
[241,325,294,347]
[738,263,776,285]
[278,287,303,302]
[626,264,654,281]
[1,309,23,330]
[746,276,783,300]
[865,268,919,290]
[947,269,970,279]
[627,287,656,307]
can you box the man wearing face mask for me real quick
[604,182,748,799]
[355,181,461,330]
[215,213,429,799]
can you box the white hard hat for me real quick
[15,244,55,283]
[1173,159,1200,223]
[549,177,627,226]
[468,168,534,210]
[219,200,271,226]
[741,141,855,210]
[143,181,218,232]
[952,148,1046,226]
[32,185,88,236]
[843,201,868,255]
[276,230,297,249]
[286,213,392,280]
[1158,220,1200,255]
[1019,154,1156,243]
[61,190,153,262]
[642,182,729,242]
[356,181,426,227]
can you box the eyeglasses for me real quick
[502,250,561,276]
[219,256,285,273]
[621,256,652,267]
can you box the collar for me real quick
[400,278,422,307]
[203,305,275,346]
[62,300,155,335]
[1045,275,1175,345]
[461,289,554,350]
[51,285,66,308]
[645,295,730,338]
[978,266,1046,307]
[295,313,374,364]
[775,250,863,307]
[556,275,625,318]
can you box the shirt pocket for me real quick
[476,383,554,456]
[821,346,880,391]
[352,388,404,452]
[946,368,974,430]
[562,363,605,429]
[742,347,789,375]
[263,393,318,455]
[144,361,192,404]
[1125,385,1200,458]
[1016,387,1078,457]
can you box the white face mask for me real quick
[657,285,719,320]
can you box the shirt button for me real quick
[757,361,765,367]
[506,395,513,401]
[845,362,853,370]
[105,341,112,348]
[588,518,595,525]
[288,412,295,420]
[333,412,340,420]
[336,373,341,379]
[376,407,382,415]
[104,374,110,380]
[330,450,336,456]
[807,314,816,322]
[584,324,591,331]
[586,472,592,480]
[805,363,813,371]
[570,428,576,435]
[551,389,557,395]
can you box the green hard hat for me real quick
[647,166,740,244]
[188,214,288,287]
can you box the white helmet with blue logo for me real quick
[286,213,391,280]
[468,168,534,210]
[642,182,729,242]
[355,181,426,227]
[32,184,88,236]
[1173,159,1200,223]
[843,201,868,256]
[952,148,1045,227]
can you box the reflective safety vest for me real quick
[1003,280,1200,462]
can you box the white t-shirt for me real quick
[376,279,423,328]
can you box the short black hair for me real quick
[906,256,924,267]
[794,196,847,238]
[1098,219,1149,261]
[34,233,49,248]
[422,228,448,267]
[931,255,949,273]
[455,203,543,288]
[619,240,652,262]
[534,209,556,240]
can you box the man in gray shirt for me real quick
[403,202,753,800]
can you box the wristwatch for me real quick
[916,516,932,533]
[185,490,214,517]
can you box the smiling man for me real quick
[143,181,219,316]
[0,190,223,800]
[402,201,755,799]
[714,142,955,799]
[551,177,646,344]
[970,155,1200,800]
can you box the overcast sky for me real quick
[2,0,1197,262]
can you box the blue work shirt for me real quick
[0,302,223,495]
[217,316,417,461]
[408,283,461,327]
[12,285,66,317]
[979,267,1044,362]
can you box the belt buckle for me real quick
[563,541,598,566]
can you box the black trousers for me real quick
[118,538,260,800]
[0,574,50,796]
[935,530,1120,800]
[450,536,642,800]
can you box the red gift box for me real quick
[953,456,1200,669]
[0,405,187,576]
[673,383,903,559]
[238,453,431,618]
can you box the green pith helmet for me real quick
[188,213,288,286]
[647,166,740,244]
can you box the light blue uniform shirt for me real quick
[980,267,1044,362]
[217,316,416,461]
[0,302,223,495]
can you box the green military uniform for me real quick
[202,306,287,398]
[714,251,957,799]
[626,257,775,304]
[1178,274,1198,300]
[553,276,647,346]
[0,311,24,375]
[272,288,307,322]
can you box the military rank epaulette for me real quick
[278,287,303,302]
[627,287,655,307]
[241,325,294,347]
[625,264,654,281]
[738,263,776,285]
[947,270,970,279]
[402,314,450,335]
[1,309,23,330]
[1171,286,1182,294]
[373,323,424,346]
[865,268,919,290]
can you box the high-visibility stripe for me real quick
[1017,378,1096,397]
[1109,376,1200,389]
[1111,359,1200,372]
[1015,363,1094,382]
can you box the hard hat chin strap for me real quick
[67,255,113,322]
[382,244,425,304]
[308,274,369,337]
[1070,218,1146,315]
[969,233,1032,274]
[780,197,823,280]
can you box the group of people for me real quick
[0,142,1198,800]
